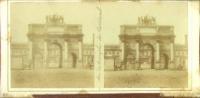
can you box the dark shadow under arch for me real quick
[141,43,155,69]
[47,42,63,68]
[71,53,77,68]
[162,53,169,69]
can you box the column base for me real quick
[159,63,166,70]
[25,59,33,70]
[168,61,176,70]
[154,61,161,70]
[62,62,68,68]
[134,61,140,70]
[77,60,83,68]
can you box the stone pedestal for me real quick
[159,63,165,69]
[76,60,83,68]
[135,61,140,70]
[168,61,176,70]
[154,61,161,70]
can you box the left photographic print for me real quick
[10,2,96,88]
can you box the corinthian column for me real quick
[44,41,47,68]
[28,41,33,69]
[64,41,68,61]
[135,41,140,69]
[79,41,82,60]
[170,43,174,61]
[28,41,32,60]
[63,41,68,68]
[169,42,175,69]
[136,42,140,61]
[155,41,160,69]
[120,42,124,61]
[156,42,160,61]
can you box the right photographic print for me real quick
[101,1,188,88]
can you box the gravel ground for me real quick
[11,69,94,88]
[104,69,188,88]
[11,69,188,88]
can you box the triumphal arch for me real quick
[119,16,175,70]
[27,15,83,69]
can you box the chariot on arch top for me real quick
[46,14,64,24]
[138,15,156,26]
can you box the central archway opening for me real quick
[140,43,155,69]
[161,53,169,69]
[69,53,77,68]
[47,42,62,68]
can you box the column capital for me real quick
[170,39,174,43]
[64,39,69,42]
[44,39,51,43]
[135,40,142,44]
[43,39,48,43]
[156,40,161,43]
[78,38,83,42]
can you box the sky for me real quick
[10,1,188,45]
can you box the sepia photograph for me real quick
[101,1,188,88]
[5,0,196,92]
[1,0,200,97]
[10,2,97,88]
